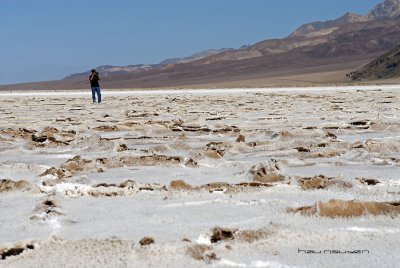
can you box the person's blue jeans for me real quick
[91,87,102,103]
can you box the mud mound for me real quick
[235,182,273,188]
[204,150,224,159]
[48,129,75,143]
[199,181,274,193]
[236,134,245,142]
[41,156,96,178]
[187,244,217,262]
[1,128,36,140]
[290,199,400,218]
[297,175,352,190]
[30,199,64,221]
[29,127,76,147]
[93,125,119,132]
[90,180,166,197]
[203,227,270,246]
[203,141,232,159]
[249,160,285,183]
[98,155,183,169]
[0,179,32,193]
[365,139,400,153]
[170,180,193,190]
[171,124,239,134]
[42,154,182,180]
[41,180,167,197]
[40,167,67,180]
[235,229,270,243]
[134,155,182,166]
[61,156,94,172]
[184,158,198,167]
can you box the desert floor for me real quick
[0,86,399,268]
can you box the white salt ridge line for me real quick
[196,234,211,245]
[338,227,400,233]
[1,85,399,97]
[165,199,269,208]
[40,174,58,181]
[379,179,400,187]
[48,218,61,235]
[41,183,93,197]
[55,147,89,153]
[100,131,131,138]
[216,259,301,268]
[166,200,215,208]
[45,154,76,159]
[32,213,61,235]
[230,216,268,226]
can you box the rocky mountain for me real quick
[289,13,368,38]
[290,0,400,38]
[2,0,400,90]
[368,0,400,19]
[348,44,400,80]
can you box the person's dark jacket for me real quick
[89,73,100,88]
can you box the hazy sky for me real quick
[0,0,382,84]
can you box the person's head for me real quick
[91,69,97,74]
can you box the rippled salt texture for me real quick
[0,86,399,267]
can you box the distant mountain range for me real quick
[63,48,234,80]
[159,48,234,65]
[2,0,400,90]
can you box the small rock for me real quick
[326,132,337,139]
[117,144,129,152]
[295,147,310,153]
[210,227,235,243]
[31,134,47,143]
[139,237,155,246]
[352,141,364,149]
[357,177,380,186]
[236,134,245,143]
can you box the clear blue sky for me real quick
[0,0,381,85]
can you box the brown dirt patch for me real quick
[0,179,31,193]
[236,229,270,243]
[93,125,119,131]
[249,161,285,183]
[41,155,95,178]
[297,175,352,190]
[236,134,246,142]
[204,150,224,159]
[290,199,400,218]
[170,180,193,190]
[187,244,212,261]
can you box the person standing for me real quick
[89,69,102,103]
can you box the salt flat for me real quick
[0,86,399,268]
